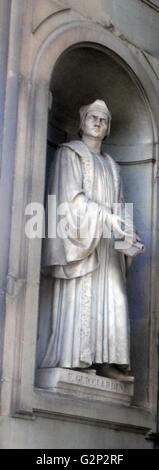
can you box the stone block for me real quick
[36,368,134,405]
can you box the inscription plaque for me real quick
[36,368,134,405]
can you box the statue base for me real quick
[35,367,134,405]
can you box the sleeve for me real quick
[44,145,109,266]
[112,167,145,259]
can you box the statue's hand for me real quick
[106,212,128,238]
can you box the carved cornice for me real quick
[140,0,159,12]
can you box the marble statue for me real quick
[41,100,144,382]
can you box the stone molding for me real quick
[35,368,134,405]
[140,0,159,12]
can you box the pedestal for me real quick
[35,368,134,405]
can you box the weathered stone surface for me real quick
[0,415,153,449]
[32,0,70,33]
[68,0,159,58]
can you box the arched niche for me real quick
[37,42,154,407]
[48,44,153,147]
[7,21,158,426]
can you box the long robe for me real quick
[41,141,131,369]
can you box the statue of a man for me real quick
[41,100,144,381]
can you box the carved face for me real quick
[82,111,109,140]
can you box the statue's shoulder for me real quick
[103,151,120,176]
[60,140,90,159]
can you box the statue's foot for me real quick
[97,365,134,383]
[82,368,96,375]
[75,367,96,375]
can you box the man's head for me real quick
[79,99,111,140]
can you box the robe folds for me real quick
[41,140,131,369]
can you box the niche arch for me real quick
[9,21,158,425]
[37,41,155,407]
